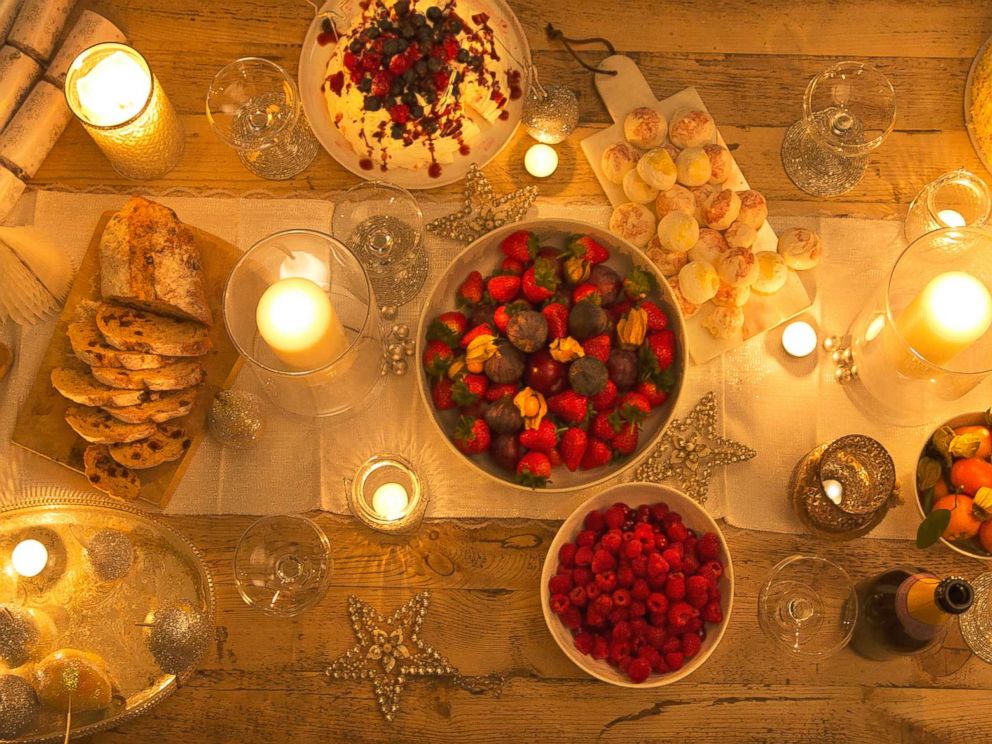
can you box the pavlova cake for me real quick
[321,0,522,177]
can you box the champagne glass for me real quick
[781,62,896,197]
[331,181,429,307]
[758,555,858,658]
[234,515,331,617]
[206,57,319,180]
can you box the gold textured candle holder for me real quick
[347,455,427,535]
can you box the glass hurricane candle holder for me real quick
[844,226,992,424]
[64,42,185,180]
[224,229,383,418]
[904,169,991,243]
[347,455,428,534]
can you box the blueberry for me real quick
[426,6,442,22]
[366,26,380,38]
[414,59,428,76]
[469,54,482,67]
[423,118,439,134]
[423,90,437,104]
[410,104,424,118]
[390,80,404,96]
[384,97,398,109]
[383,38,400,55]
[349,39,364,53]
[427,57,442,73]
[400,24,415,39]
[401,90,417,105]
[416,28,432,45]
[378,19,393,31]
[321,17,334,33]
[364,96,382,111]
[394,0,410,15]
[357,77,373,93]
[396,37,409,52]
[400,70,414,85]
[445,19,462,33]
[456,48,469,63]
[390,123,406,139]
[412,13,427,27]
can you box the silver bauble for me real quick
[0,674,38,738]
[208,390,266,449]
[523,84,579,144]
[86,529,133,582]
[143,604,212,675]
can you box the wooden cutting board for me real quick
[12,210,243,508]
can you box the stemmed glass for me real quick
[331,181,429,307]
[758,555,858,658]
[233,515,331,617]
[781,62,896,197]
[206,57,320,180]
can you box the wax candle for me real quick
[782,321,818,358]
[256,277,348,371]
[894,271,992,367]
[371,483,410,521]
[525,144,558,178]
[937,209,966,228]
[11,539,48,577]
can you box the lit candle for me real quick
[256,277,348,371]
[11,539,48,578]
[524,144,558,178]
[279,252,330,288]
[782,321,818,358]
[822,480,844,505]
[937,209,966,228]
[371,482,410,521]
[894,271,992,366]
[64,42,184,180]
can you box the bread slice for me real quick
[69,318,174,370]
[95,303,211,357]
[108,423,190,469]
[65,406,156,444]
[51,367,145,407]
[83,444,142,500]
[90,359,204,391]
[100,196,213,325]
[102,389,197,424]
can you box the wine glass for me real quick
[206,57,319,180]
[331,181,429,307]
[758,555,858,658]
[233,515,331,617]
[781,62,896,197]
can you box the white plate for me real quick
[299,0,530,189]
[965,34,992,176]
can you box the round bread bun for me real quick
[777,226,823,270]
[702,305,745,340]
[609,202,656,248]
[622,168,660,204]
[675,147,712,187]
[668,276,701,319]
[725,220,758,250]
[656,211,699,254]
[654,184,695,219]
[691,183,719,223]
[703,144,734,184]
[645,236,689,278]
[711,282,751,308]
[737,189,768,229]
[636,147,678,191]
[752,251,789,294]
[703,189,742,231]
[0,606,56,669]
[601,141,640,185]
[717,247,759,287]
[678,260,720,304]
[35,649,116,712]
[669,108,716,149]
[624,107,667,149]
[688,227,730,265]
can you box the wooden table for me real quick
[26,0,992,741]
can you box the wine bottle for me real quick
[849,567,973,661]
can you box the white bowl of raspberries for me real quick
[416,219,687,491]
[541,483,733,686]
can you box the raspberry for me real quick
[653,532,669,551]
[603,505,626,530]
[548,574,573,595]
[595,571,617,593]
[585,607,606,628]
[585,582,602,601]
[667,601,697,633]
[647,552,670,577]
[600,530,623,554]
[558,543,577,567]
[584,509,606,533]
[561,606,582,630]
[631,579,651,601]
[569,585,587,607]
[682,632,702,659]
[623,537,642,559]
[702,600,723,624]
[630,618,648,638]
[688,616,703,633]
[662,637,681,654]
[577,529,597,548]
[647,592,669,614]
[608,608,630,625]
[647,572,668,591]
[667,521,689,543]
[630,556,647,577]
[613,501,632,516]
[617,565,635,588]
[629,600,647,618]
[661,548,683,572]
[664,651,685,671]
[612,588,631,608]
[593,594,613,615]
[574,632,594,655]
[611,621,632,643]
[682,554,700,576]
[703,560,724,579]
[591,549,617,574]
[686,575,709,598]
[665,573,686,601]
[592,635,609,659]
[635,505,652,523]
[649,611,667,627]
[650,502,670,523]
[697,532,720,561]
[627,657,651,683]
[550,593,569,614]
[617,655,632,674]
[608,640,631,664]
[574,546,594,566]
[662,511,682,529]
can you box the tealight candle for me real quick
[64,42,184,180]
[782,321,818,358]
[256,277,348,371]
[525,144,558,178]
[822,479,844,505]
[348,455,427,534]
[371,483,410,521]
[11,539,48,578]
[937,209,966,228]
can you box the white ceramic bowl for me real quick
[415,218,688,492]
[298,0,530,190]
[540,483,734,687]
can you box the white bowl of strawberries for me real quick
[416,219,687,491]
[541,483,734,687]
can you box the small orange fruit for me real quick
[980,520,992,554]
[934,479,951,499]
[933,494,982,541]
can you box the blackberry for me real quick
[357,77,373,93]
[366,26,380,38]
[410,104,425,119]
[416,28,433,45]
[390,123,406,139]
[426,6,443,23]
[412,13,427,27]
[427,57,442,73]
[390,80,404,96]
[364,95,383,111]
[400,24,416,39]
[402,91,418,106]
[402,68,416,84]
[414,59,428,76]
[349,39,364,54]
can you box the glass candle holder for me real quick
[845,226,992,424]
[905,169,991,243]
[224,229,383,418]
[64,42,184,180]
[347,455,427,534]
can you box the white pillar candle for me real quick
[524,143,558,178]
[782,321,817,358]
[11,538,47,577]
[256,277,348,371]
[371,482,410,521]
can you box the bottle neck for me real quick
[902,575,973,627]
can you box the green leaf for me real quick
[916,508,952,549]
[654,365,678,393]
[916,457,942,491]
[922,486,935,514]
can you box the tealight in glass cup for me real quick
[347,455,428,534]
[904,169,991,243]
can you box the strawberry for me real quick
[548,390,589,425]
[452,373,488,406]
[547,448,562,468]
[572,283,601,305]
[422,340,453,377]
[542,302,569,340]
[640,330,676,386]
[638,300,669,332]
[591,380,618,411]
[581,437,613,469]
[426,311,467,347]
[487,274,521,304]
[500,230,538,263]
[459,322,495,349]
[612,422,639,455]
[518,419,558,453]
[591,410,619,441]
[388,53,412,75]
[485,382,519,402]
[431,377,456,410]
[522,258,559,303]
[517,451,552,487]
[582,334,612,363]
[635,380,669,408]
[561,427,589,471]
[457,270,484,307]
[494,301,528,334]
[618,392,651,426]
[622,267,659,302]
[568,235,610,265]
[453,416,491,455]
[501,256,525,276]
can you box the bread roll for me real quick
[711,282,751,308]
[703,144,733,184]
[752,251,789,294]
[716,247,758,287]
[609,202,656,248]
[656,211,699,254]
[737,189,768,229]
[654,185,695,218]
[645,236,688,278]
[678,261,720,304]
[667,276,700,319]
[724,220,757,250]
[601,141,640,184]
[691,183,719,223]
[703,189,741,231]
[688,228,730,265]
[675,147,711,187]
[777,227,823,270]
[636,147,677,191]
[622,168,659,204]
[669,108,716,148]
[702,305,745,340]
[623,107,667,149]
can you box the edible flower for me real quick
[549,336,585,363]
[513,386,547,430]
[465,333,498,373]
[617,307,648,349]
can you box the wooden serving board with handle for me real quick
[12,210,243,509]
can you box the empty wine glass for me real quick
[206,57,319,180]
[331,181,429,307]
[781,62,896,197]
[758,555,858,658]
[234,515,331,617]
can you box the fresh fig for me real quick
[569,301,610,340]
[490,433,523,471]
[484,341,525,383]
[607,349,639,390]
[507,310,548,353]
[588,265,622,305]
[484,397,523,434]
[568,356,609,396]
[469,303,496,328]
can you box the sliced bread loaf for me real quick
[83,444,142,500]
[108,423,190,469]
[95,303,211,357]
[69,318,174,370]
[102,389,197,424]
[65,406,156,444]
[51,367,145,407]
[90,359,204,391]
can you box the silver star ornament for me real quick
[426,164,538,243]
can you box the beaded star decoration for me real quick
[426,164,538,242]
[633,392,755,504]
[325,591,458,721]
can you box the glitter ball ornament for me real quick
[142,604,212,675]
[86,529,133,581]
[0,674,39,738]
[0,605,53,668]
[207,390,266,448]
[523,83,579,144]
